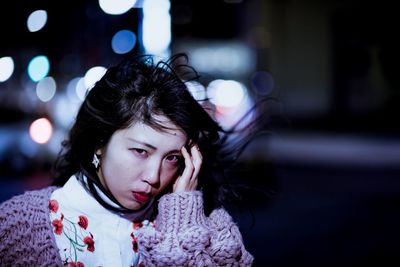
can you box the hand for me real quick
[172,144,202,192]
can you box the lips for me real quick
[133,192,151,203]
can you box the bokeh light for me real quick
[84,66,106,90]
[53,94,81,128]
[27,10,48,32]
[111,30,137,54]
[36,76,56,102]
[0,56,14,82]
[190,42,255,76]
[99,0,137,15]
[142,0,171,58]
[186,81,206,101]
[28,55,50,82]
[207,79,253,129]
[207,79,245,108]
[66,77,87,102]
[29,118,53,144]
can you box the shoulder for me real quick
[0,186,58,220]
[0,186,59,238]
[0,186,62,265]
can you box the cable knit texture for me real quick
[0,188,253,266]
[138,191,254,266]
[0,187,62,266]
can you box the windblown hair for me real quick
[52,53,267,215]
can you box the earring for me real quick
[92,154,100,170]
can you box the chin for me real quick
[123,201,143,211]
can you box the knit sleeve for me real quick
[207,208,254,266]
[0,187,62,266]
[137,191,254,266]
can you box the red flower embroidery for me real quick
[138,263,145,267]
[52,219,63,235]
[83,234,95,252]
[64,262,84,267]
[133,222,143,230]
[131,233,139,252]
[49,199,59,213]
[78,215,88,230]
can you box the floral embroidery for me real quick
[49,199,95,265]
[49,195,155,266]
[78,215,88,230]
[49,199,59,213]
[83,234,95,252]
[64,261,84,267]
[130,233,139,253]
[133,221,143,230]
[52,216,64,235]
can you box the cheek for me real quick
[160,167,179,186]
[102,153,138,182]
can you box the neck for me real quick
[77,171,157,221]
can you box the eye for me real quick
[132,148,148,157]
[166,155,181,165]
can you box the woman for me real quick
[0,54,255,266]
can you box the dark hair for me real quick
[52,53,269,215]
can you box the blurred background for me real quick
[1,0,399,266]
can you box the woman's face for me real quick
[96,115,187,210]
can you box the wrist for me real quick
[156,191,206,232]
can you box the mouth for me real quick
[132,192,151,203]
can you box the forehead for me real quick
[116,116,187,147]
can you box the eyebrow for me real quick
[127,137,182,154]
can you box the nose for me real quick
[142,159,162,187]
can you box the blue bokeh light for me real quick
[27,55,50,82]
[111,30,137,54]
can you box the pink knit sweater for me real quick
[0,187,253,266]
[139,191,254,266]
[0,187,62,266]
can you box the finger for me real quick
[190,145,203,179]
[180,146,194,181]
[173,146,196,192]
[190,144,203,161]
